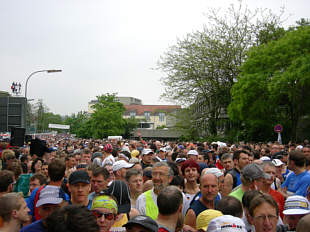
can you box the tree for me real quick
[228,25,310,142]
[64,111,92,138]
[123,118,139,139]
[158,1,284,138]
[89,93,126,139]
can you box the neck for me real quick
[184,181,199,193]
[200,198,215,209]
[71,198,89,206]
[294,166,305,175]
[130,191,142,200]
[241,184,250,193]
[2,220,20,232]
[156,213,178,231]
[261,184,271,193]
[49,181,62,187]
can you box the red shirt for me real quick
[269,188,285,219]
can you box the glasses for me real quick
[254,214,277,222]
[92,210,115,220]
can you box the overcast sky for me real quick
[0,0,308,115]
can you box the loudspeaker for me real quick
[30,138,48,157]
[10,127,25,147]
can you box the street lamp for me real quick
[24,69,61,133]
[24,69,62,98]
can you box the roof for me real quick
[124,105,180,115]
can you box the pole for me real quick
[24,69,62,133]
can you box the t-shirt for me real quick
[269,189,285,219]
[20,219,45,232]
[229,187,244,202]
[281,170,310,197]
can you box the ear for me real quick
[11,209,17,219]
[178,203,183,213]
[168,175,173,184]
[68,185,71,193]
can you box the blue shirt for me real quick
[281,170,310,197]
[20,219,45,232]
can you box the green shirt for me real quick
[229,186,244,202]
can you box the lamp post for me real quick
[24,69,62,98]
[24,69,62,133]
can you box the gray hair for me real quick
[153,161,174,177]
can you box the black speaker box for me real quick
[10,127,25,147]
[30,138,48,157]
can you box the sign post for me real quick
[274,124,283,144]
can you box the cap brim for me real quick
[36,198,63,207]
[124,221,157,232]
[283,208,310,215]
[69,180,90,185]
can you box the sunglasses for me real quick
[92,210,115,220]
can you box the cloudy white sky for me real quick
[0,0,308,115]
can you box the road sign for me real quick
[274,124,283,133]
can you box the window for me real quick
[144,111,150,121]
[159,112,165,122]
[130,111,136,119]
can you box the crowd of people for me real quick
[0,134,310,232]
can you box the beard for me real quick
[154,183,166,194]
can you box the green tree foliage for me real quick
[90,93,126,139]
[158,1,283,139]
[123,118,139,139]
[64,111,92,138]
[228,25,310,142]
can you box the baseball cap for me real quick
[124,215,158,232]
[272,159,284,167]
[260,156,271,161]
[69,170,90,185]
[131,150,140,158]
[142,149,154,155]
[283,196,310,215]
[159,147,166,152]
[206,215,247,232]
[196,209,223,231]
[187,150,198,156]
[176,158,186,163]
[203,168,224,178]
[242,163,270,181]
[36,186,64,207]
[112,160,134,172]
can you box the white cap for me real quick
[260,156,271,161]
[142,149,154,155]
[272,159,284,167]
[207,215,247,232]
[283,196,310,215]
[187,150,198,156]
[203,168,223,178]
[176,158,186,163]
[296,145,304,150]
[159,147,166,152]
[112,160,134,172]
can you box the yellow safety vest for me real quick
[145,190,158,220]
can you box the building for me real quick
[123,104,181,129]
[88,96,181,139]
